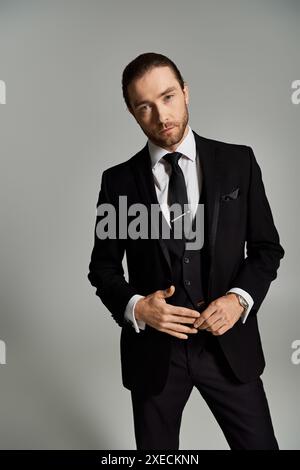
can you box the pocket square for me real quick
[221,187,240,202]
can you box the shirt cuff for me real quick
[124,294,146,333]
[226,287,254,324]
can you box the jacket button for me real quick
[184,257,190,263]
[184,279,191,286]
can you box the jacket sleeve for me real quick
[231,146,285,312]
[87,169,139,327]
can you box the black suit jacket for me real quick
[88,130,284,395]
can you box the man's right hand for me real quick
[134,285,200,340]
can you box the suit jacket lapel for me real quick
[130,144,172,275]
[193,131,221,297]
[193,131,220,252]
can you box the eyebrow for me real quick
[133,86,177,108]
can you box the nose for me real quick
[153,104,169,125]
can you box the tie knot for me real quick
[163,152,182,169]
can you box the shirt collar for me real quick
[147,125,196,169]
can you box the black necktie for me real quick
[163,152,189,238]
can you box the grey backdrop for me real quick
[0,0,299,449]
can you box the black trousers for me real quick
[130,332,279,450]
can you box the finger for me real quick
[175,316,201,325]
[167,315,200,325]
[194,304,218,328]
[169,305,200,319]
[206,316,226,332]
[163,322,198,335]
[160,328,188,340]
[211,324,229,336]
[200,314,224,331]
[157,285,175,299]
[201,303,218,318]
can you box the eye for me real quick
[164,94,174,101]
[140,104,150,112]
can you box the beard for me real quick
[139,105,189,149]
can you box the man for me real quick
[88,52,284,450]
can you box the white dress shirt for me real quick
[124,125,253,332]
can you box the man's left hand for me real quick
[193,293,244,336]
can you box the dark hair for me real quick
[122,52,185,111]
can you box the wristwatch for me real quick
[227,292,249,313]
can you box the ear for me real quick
[183,82,189,106]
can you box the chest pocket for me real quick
[220,187,240,202]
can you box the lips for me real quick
[160,126,174,133]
